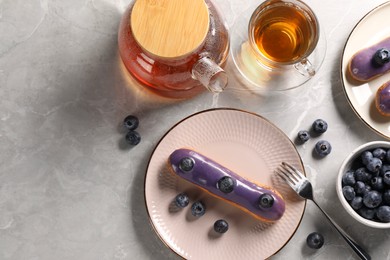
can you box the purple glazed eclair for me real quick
[349,37,390,82]
[376,81,390,116]
[168,148,285,222]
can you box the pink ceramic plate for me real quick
[144,109,306,259]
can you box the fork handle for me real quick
[312,200,371,260]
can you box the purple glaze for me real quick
[168,148,285,221]
[349,37,390,81]
[376,81,390,115]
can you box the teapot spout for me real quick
[192,57,228,93]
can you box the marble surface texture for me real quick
[1,0,390,259]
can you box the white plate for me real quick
[144,109,306,259]
[341,1,390,139]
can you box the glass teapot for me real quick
[118,0,230,98]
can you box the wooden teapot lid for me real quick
[131,0,210,59]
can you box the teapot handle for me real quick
[192,57,228,93]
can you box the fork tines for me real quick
[275,162,303,185]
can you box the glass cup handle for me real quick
[294,58,315,77]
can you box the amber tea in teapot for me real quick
[118,0,230,98]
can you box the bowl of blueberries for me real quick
[337,141,390,228]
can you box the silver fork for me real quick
[276,162,371,260]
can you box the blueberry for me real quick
[217,176,235,194]
[363,190,382,208]
[377,206,390,222]
[123,115,139,130]
[358,206,376,220]
[350,196,363,210]
[342,171,356,186]
[362,184,372,196]
[361,151,373,165]
[297,130,310,143]
[258,193,274,209]
[306,232,324,249]
[125,130,141,145]
[213,219,229,233]
[354,167,372,182]
[380,164,390,176]
[373,48,390,66]
[383,190,390,205]
[174,193,189,208]
[342,186,355,201]
[312,119,328,134]
[383,171,390,185]
[386,149,390,163]
[366,157,382,173]
[354,181,366,195]
[314,140,332,157]
[371,177,384,191]
[373,148,387,161]
[191,201,206,217]
[179,157,195,172]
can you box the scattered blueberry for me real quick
[371,176,384,191]
[354,181,366,195]
[350,196,363,210]
[191,201,206,217]
[312,119,328,134]
[174,193,189,208]
[366,157,382,173]
[376,206,390,222]
[258,193,274,209]
[358,206,376,220]
[354,167,371,182]
[213,219,229,233]
[383,190,390,205]
[363,190,382,208]
[373,48,390,66]
[217,176,235,194]
[125,130,141,145]
[361,151,373,165]
[297,130,310,143]
[123,115,139,130]
[373,148,387,161]
[383,171,390,185]
[342,171,356,186]
[314,140,332,157]
[386,150,390,163]
[306,232,324,249]
[342,186,355,201]
[179,157,195,172]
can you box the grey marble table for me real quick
[1,0,390,259]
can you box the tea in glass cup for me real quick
[249,0,319,75]
[229,0,326,91]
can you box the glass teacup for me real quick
[231,0,326,91]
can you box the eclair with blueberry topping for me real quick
[168,148,285,222]
[348,37,390,82]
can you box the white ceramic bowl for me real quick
[337,141,390,229]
